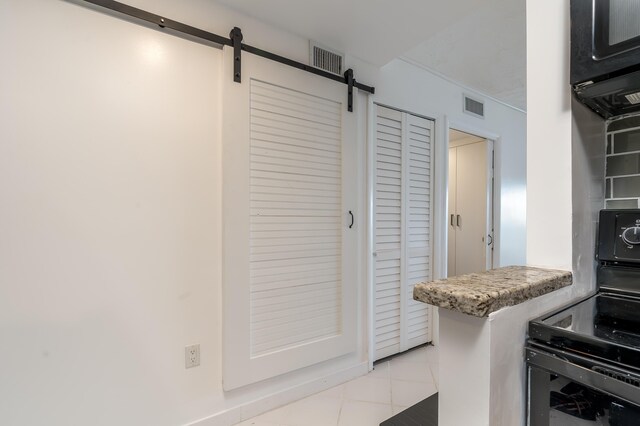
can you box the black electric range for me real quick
[527,210,640,426]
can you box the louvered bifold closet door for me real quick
[374,106,404,360]
[223,49,358,390]
[405,114,434,348]
[373,106,433,362]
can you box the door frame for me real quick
[367,102,437,369]
[446,120,498,275]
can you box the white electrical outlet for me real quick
[185,344,200,369]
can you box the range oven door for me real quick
[527,345,640,425]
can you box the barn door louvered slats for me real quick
[223,49,357,390]
[374,106,433,361]
[249,79,343,357]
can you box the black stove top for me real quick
[526,210,640,424]
[530,292,640,371]
[529,210,640,371]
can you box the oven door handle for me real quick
[526,346,640,404]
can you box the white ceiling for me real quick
[403,0,526,111]
[214,0,526,111]
[450,129,485,148]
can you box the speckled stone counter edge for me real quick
[413,266,573,318]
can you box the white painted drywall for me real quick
[449,129,485,148]
[374,59,527,280]
[404,0,527,111]
[438,282,583,426]
[367,57,526,371]
[479,3,606,425]
[1,0,528,424]
[430,4,605,426]
[526,0,605,297]
[212,0,490,67]
[0,1,222,424]
[571,98,605,293]
[526,0,573,270]
[438,309,491,426]
[487,291,571,426]
[0,1,368,425]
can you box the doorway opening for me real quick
[447,129,494,277]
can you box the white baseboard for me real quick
[185,361,369,426]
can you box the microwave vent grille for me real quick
[463,95,485,118]
[625,92,640,105]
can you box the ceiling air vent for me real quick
[463,94,485,119]
[310,41,344,76]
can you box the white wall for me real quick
[526,0,573,270]
[375,59,527,279]
[571,98,605,292]
[0,1,222,424]
[0,1,527,425]
[0,1,369,425]
[488,3,606,425]
[438,310,491,426]
[526,0,605,291]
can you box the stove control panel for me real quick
[622,226,640,245]
[598,209,640,263]
[615,213,640,258]
[598,210,640,294]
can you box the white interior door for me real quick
[373,105,433,361]
[447,148,457,278]
[405,114,434,349]
[455,141,487,274]
[222,47,358,390]
[448,139,493,276]
[373,107,403,360]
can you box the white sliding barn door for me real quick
[222,47,358,390]
[373,105,433,361]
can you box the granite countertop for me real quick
[413,266,572,318]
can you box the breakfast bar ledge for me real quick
[413,266,572,426]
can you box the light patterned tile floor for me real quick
[236,345,438,426]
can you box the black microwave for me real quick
[571,0,640,118]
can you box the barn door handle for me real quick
[457,214,461,227]
[349,211,354,229]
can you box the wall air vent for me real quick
[463,94,485,119]
[310,41,344,76]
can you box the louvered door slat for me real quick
[251,109,341,137]
[248,79,344,358]
[251,79,341,113]
[223,49,357,391]
[373,105,433,362]
[406,114,433,347]
[374,106,403,360]
[251,129,341,154]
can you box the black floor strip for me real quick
[380,392,438,426]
